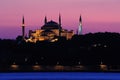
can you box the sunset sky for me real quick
[0,0,120,39]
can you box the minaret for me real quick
[44,16,47,24]
[78,15,82,35]
[22,16,25,39]
[59,13,61,36]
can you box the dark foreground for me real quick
[0,32,120,72]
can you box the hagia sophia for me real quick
[21,14,82,42]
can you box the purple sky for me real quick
[0,0,120,39]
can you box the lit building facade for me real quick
[26,15,74,42]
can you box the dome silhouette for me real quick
[41,20,62,29]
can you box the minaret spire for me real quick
[59,13,61,27]
[59,13,61,36]
[78,14,82,35]
[22,15,25,39]
[44,16,47,24]
[79,14,82,23]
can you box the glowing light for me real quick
[57,61,59,65]
[100,64,108,71]
[39,38,45,41]
[10,62,19,70]
[51,38,58,42]
[93,44,97,47]
[25,58,28,62]
[32,65,41,70]
[78,61,81,65]
[100,61,103,65]
[74,65,85,70]
[54,65,64,71]
[104,45,107,48]
[100,61,108,71]
[35,62,38,65]
[21,24,25,27]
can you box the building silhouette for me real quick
[25,14,74,42]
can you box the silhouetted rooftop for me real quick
[41,20,62,29]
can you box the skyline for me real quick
[0,0,120,39]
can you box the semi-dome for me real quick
[41,20,62,29]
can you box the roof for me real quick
[41,20,62,29]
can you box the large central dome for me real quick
[41,20,62,29]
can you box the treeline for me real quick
[0,32,120,65]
